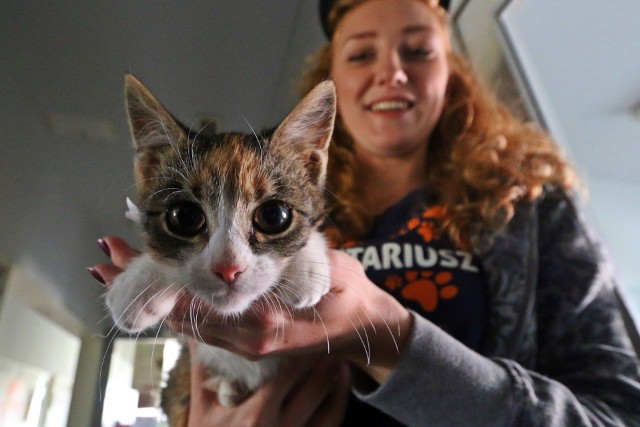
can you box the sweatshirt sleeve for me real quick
[353,190,640,426]
[353,312,516,426]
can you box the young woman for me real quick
[92,0,640,425]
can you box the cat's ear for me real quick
[124,73,185,151]
[124,74,186,194]
[272,80,336,186]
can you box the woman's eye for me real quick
[165,202,206,237]
[403,47,432,60]
[253,200,292,235]
[348,50,374,63]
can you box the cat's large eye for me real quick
[165,202,206,237]
[253,200,292,235]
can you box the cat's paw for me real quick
[105,254,178,332]
[283,238,331,309]
[290,261,330,309]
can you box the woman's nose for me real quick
[375,52,408,87]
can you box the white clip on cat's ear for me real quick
[125,197,142,223]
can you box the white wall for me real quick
[0,273,81,427]
[0,288,80,379]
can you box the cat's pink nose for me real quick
[211,263,246,285]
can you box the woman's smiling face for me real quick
[331,0,450,160]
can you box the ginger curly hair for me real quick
[302,0,577,250]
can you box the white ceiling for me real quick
[1,0,639,335]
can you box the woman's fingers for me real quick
[88,236,140,286]
[308,361,352,427]
[89,264,123,286]
[255,354,317,405]
[98,236,140,268]
[187,341,219,427]
[281,356,349,426]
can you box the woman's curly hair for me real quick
[301,0,577,250]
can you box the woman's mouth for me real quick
[368,100,414,112]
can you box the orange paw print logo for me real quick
[395,206,445,242]
[385,275,404,290]
[422,206,446,220]
[417,221,439,242]
[401,271,458,312]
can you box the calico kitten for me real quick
[106,74,336,407]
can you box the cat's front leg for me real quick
[106,253,179,332]
[281,231,331,309]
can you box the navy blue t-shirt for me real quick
[337,188,488,426]
[337,188,487,351]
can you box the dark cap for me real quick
[319,0,450,38]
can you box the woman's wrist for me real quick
[345,298,414,385]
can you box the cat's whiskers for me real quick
[271,290,295,342]
[136,121,164,139]
[187,139,197,175]
[186,297,202,343]
[349,317,372,365]
[117,177,163,203]
[158,116,193,178]
[160,188,191,204]
[268,288,295,322]
[271,278,303,303]
[151,283,192,376]
[173,292,193,344]
[355,312,372,364]
[322,185,346,206]
[263,292,285,345]
[276,271,330,302]
[166,166,192,188]
[284,275,374,361]
[189,297,201,338]
[318,186,344,228]
[311,307,331,354]
[97,312,116,328]
[198,300,215,326]
[239,111,265,155]
[128,283,181,334]
[99,292,123,332]
[244,295,288,348]
[268,276,333,353]
[192,299,214,352]
[284,259,402,360]
[186,120,205,173]
[147,316,169,392]
[190,119,215,143]
[98,328,121,401]
[140,186,184,208]
[326,262,403,357]
[104,278,174,339]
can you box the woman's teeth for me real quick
[370,100,411,112]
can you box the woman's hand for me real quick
[168,250,413,384]
[91,236,351,426]
[91,236,413,385]
[188,340,350,427]
[90,236,139,282]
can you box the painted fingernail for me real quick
[87,267,106,285]
[97,239,111,258]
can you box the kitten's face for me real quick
[124,74,336,315]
